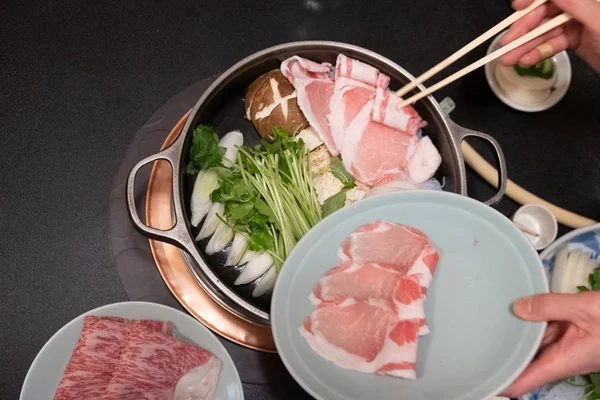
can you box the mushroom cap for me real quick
[245,70,309,140]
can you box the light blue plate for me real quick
[522,223,600,400]
[20,301,243,400]
[272,191,548,400]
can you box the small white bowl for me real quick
[485,30,571,113]
[512,204,558,250]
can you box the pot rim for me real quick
[126,41,506,327]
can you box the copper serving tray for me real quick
[145,112,276,352]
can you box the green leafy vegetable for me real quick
[322,191,346,218]
[514,58,555,80]
[576,266,600,293]
[330,157,356,189]
[186,125,226,174]
[591,373,600,386]
[203,126,321,270]
[592,269,600,291]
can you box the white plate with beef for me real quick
[20,301,243,400]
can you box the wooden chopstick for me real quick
[396,12,572,109]
[395,0,548,98]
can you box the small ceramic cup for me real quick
[512,204,558,251]
[485,30,572,113]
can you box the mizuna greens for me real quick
[188,126,322,271]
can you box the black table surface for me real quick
[2,0,599,399]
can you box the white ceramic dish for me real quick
[20,301,244,400]
[512,204,558,250]
[521,223,600,400]
[485,30,571,113]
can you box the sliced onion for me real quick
[220,130,244,167]
[252,266,277,298]
[225,233,249,266]
[205,222,234,255]
[196,203,224,241]
[190,169,219,227]
[190,130,243,227]
[235,253,273,285]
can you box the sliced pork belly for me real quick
[328,76,375,150]
[281,56,337,155]
[299,298,419,379]
[103,321,220,400]
[335,54,390,88]
[407,246,440,297]
[341,99,419,187]
[338,221,439,284]
[372,87,424,136]
[280,56,331,84]
[310,261,426,324]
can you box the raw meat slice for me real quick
[53,317,173,400]
[406,136,442,184]
[327,76,375,150]
[339,221,432,272]
[341,100,419,186]
[280,56,331,84]
[310,261,426,325]
[299,298,419,379]
[407,246,440,296]
[102,321,221,400]
[281,56,337,155]
[335,54,390,88]
[372,87,424,135]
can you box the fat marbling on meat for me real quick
[309,261,427,333]
[280,56,337,155]
[338,221,439,278]
[372,86,425,135]
[53,317,173,400]
[53,316,221,400]
[300,220,440,379]
[102,321,220,400]
[281,54,442,188]
[299,298,420,379]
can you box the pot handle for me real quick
[449,121,508,206]
[126,148,188,248]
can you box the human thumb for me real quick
[513,293,585,322]
[552,0,600,33]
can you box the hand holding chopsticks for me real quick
[395,0,599,109]
[395,0,547,98]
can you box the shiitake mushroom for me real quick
[245,70,309,140]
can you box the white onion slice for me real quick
[190,169,220,227]
[252,266,277,298]
[205,221,234,255]
[190,130,244,227]
[220,130,244,167]
[196,203,224,241]
[225,233,249,266]
[235,253,273,285]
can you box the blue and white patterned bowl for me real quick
[522,223,600,400]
